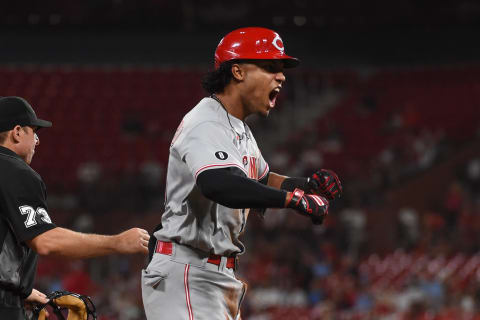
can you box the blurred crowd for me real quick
[33,65,480,319]
[240,154,480,320]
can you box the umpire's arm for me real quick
[27,226,150,258]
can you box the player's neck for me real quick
[214,92,247,121]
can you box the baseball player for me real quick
[142,27,342,320]
[0,96,150,319]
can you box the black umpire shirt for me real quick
[0,145,56,308]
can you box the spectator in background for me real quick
[464,157,480,194]
[138,155,165,211]
[397,207,420,250]
[121,110,145,139]
[443,182,464,232]
[77,160,105,213]
[339,207,367,258]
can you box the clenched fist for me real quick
[116,228,150,255]
[307,169,342,201]
[286,188,329,225]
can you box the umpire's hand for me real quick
[115,228,150,255]
[25,288,49,316]
[26,288,48,305]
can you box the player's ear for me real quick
[231,64,245,81]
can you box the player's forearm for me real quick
[28,227,120,258]
[268,172,309,192]
[267,172,288,189]
[197,169,287,209]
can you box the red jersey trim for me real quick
[258,163,270,180]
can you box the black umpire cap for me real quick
[0,96,52,132]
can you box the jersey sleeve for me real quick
[175,122,248,180]
[257,153,270,182]
[1,168,56,242]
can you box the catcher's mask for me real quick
[32,290,97,320]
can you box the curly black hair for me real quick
[201,60,241,94]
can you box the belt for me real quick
[155,241,236,269]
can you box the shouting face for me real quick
[237,60,286,117]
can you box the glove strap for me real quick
[286,188,304,207]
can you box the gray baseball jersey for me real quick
[142,97,267,319]
[155,96,269,256]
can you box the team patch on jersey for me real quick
[215,151,229,160]
[242,156,248,166]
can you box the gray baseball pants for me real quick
[142,242,246,320]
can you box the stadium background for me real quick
[1,1,480,319]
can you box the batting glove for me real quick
[286,188,329,225]
[307,169,343,201]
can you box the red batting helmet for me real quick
[214,27,300,69]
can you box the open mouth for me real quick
[269,88,280,107]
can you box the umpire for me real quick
[0,96,150,319]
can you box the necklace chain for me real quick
[211,94,249,141]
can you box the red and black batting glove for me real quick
[307,169,343,201]
[286,188,329,225]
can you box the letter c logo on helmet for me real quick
[271,34,284,52]
[214,27,299,69]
